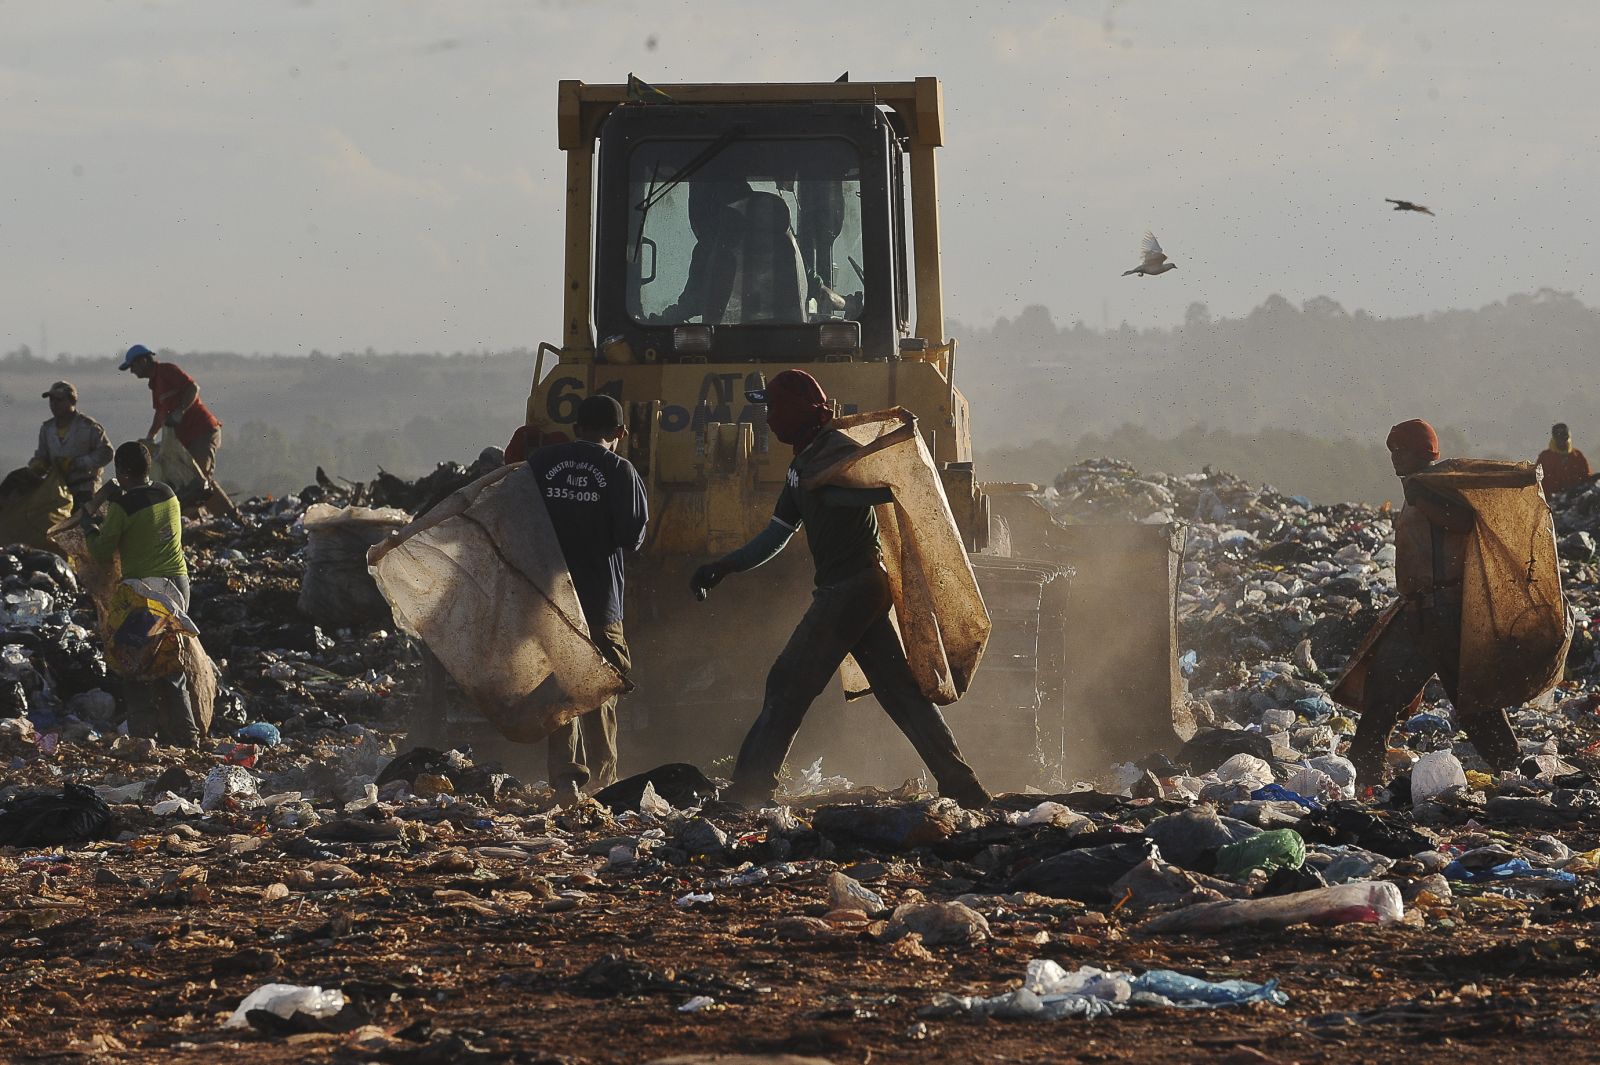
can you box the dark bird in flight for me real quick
[1385,198,1435,216]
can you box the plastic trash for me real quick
[1250,783,1321,810]
[223,983,346,1029]
[1285,765,1337,802]
[677,995,716,1013]
[236,721,282,747]
[1411,750,1468,805]
[1259,707,1296,733]
[674,892,714,909]
[1006,839,1158,902]
[202,765,262,811]
[1132,969,1290,1007]
[788,756,855,798]
[0,783,111,846]
[151,794,203,817]
[1011,800,1088,829]
[1179,650,1199,677]
[922,959,1287,1020]
[1214,753,1275,786]
[1214,828,1306,880]
[637,780,674,819]
[1309,754,1357,799]
[828,871,885,914]
[1144,808,1258,869]
[1,589,55,629]
[1142,881,1405,934]
[65,690,116,723]
[1443,858,1579,886]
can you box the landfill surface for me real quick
[5,458,1600,1062]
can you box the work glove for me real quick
[27,458,48,475]
[690,562,726,601]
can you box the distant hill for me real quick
[4,288,1584,504]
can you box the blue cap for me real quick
[119,344,154,371]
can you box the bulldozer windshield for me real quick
[626,137,865,328]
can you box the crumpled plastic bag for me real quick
[224,983,345,1029]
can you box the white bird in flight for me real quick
[1122,231,1178,277]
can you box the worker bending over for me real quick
[120,344,240,521]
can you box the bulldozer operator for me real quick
[689,369,993,809]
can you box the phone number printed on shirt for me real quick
[545,486,601,503]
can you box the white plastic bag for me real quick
[224,983,345,1028]
[1411,750,1468,805]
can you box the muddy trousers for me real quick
[730,564,989,806]
[125,672,200,748]
[1347,602,1520,784]
[547,620,628,792]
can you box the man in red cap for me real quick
[1344,419,1521,783]
[690,369,992,808]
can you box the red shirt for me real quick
[149,362,220,445]
[1538,448,1591,494]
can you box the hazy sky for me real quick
[3,1,1596,356]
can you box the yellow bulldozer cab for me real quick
[486,77,1184,789]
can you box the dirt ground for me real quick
[5,794,1600,1065]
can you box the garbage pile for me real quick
[1,456,1600,1057]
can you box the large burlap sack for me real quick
[150,432,207,504]
[368,463,627,743]
[0,468,72,551]
[298,504,410,627]
[1335,459,1570,717]
[801,409,991,705]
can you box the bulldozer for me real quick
[503,77,1182,791]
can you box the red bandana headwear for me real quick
[1386,419,1439,461]
[764,369,833,454]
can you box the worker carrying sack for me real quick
[1335,459,1571,719]
[367,463,628,743]
[298,504,409,627]
[49,523,216,735]
[800,408,991,705]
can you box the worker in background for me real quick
[526,395,648,801]
[84,441,201,748]
[29,381,112,513]
[119,343,241,521]
[690,369,993,809]
[1536,422,1591,495]
[1345,419,1521,784]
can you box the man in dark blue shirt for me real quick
[527,395,649,799]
